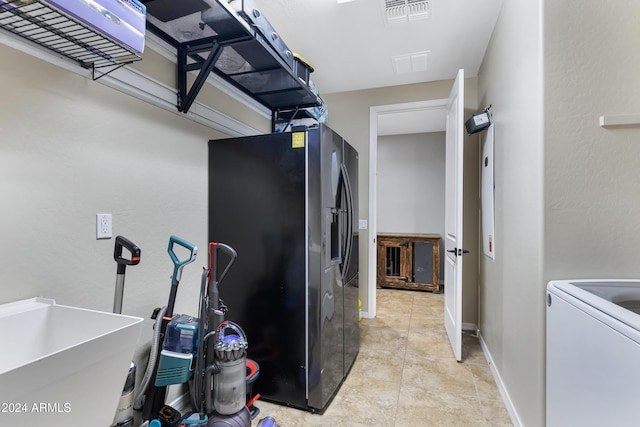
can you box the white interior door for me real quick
[444,69,464,361]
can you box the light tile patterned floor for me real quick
[251,288,513,426]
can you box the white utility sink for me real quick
[0,297,143,427]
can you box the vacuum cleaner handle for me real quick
[207,243,237,345]
[168,235,198,286]
[209,242,237,285]
[114,235,141,274]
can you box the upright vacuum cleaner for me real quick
[111,236,141,427]
[189,242,260,427]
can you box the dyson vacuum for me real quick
[187,242,260,427]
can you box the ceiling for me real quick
[251,0,503,96]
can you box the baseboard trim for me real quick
[169,392,192,414]
[462,322,476,332]
[478,333,522,427]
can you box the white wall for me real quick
[477,0,544,425]
[479,1,640,425]
[544,0,640,279]
[377,132,446,236]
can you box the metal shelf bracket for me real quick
[177,41,222,113]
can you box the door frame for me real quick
[367,98,448,318]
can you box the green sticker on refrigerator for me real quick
[291,132,305,148]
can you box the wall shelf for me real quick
[0,0,141,79]
[599,114,640,128]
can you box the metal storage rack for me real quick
[0,0,142,79]
[142,0,323,115]
[1,0,323,119]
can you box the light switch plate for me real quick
[359,219,368,230]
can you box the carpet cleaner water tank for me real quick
[155,314,198,386]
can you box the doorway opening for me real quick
[367,98,448,318]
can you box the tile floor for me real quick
[250,288,513,426]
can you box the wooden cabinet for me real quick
[377,233,441,292]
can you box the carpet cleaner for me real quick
[135,235,198,422]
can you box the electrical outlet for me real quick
[96,213,112,239]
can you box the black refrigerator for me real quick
[208,124,359,411]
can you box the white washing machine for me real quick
[547,279,640,426]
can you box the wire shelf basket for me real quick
[0,0,142,78]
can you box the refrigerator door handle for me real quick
[340,163,354,280]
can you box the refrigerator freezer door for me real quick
[320,125,344,268]
[342,140,359,375]
[341,140,359,285]
[307,126,360,408]
[307,125,345,410]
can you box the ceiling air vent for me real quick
[392,51,429,74]
[383,0,430,25]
